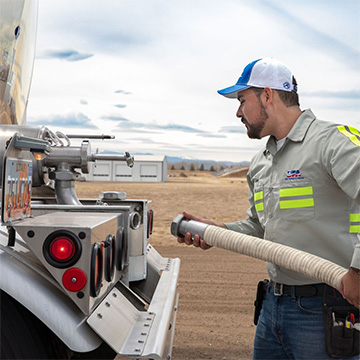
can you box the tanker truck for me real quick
[0,1,180,359]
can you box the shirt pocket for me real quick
[279,180,315,222]
[254,181,265,225]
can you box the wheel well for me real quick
[0,290,70,359]
[0,290,116,359]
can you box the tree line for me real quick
[168,162,227,172]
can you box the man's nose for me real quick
[236,106,242,118]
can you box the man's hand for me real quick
[338,267,360,308]
[177,211,226,250]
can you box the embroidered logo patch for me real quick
[285,169,304,180]
[283,82,290,90]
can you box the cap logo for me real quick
[283,82,290,90]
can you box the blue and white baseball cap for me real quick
[218,57,297,98]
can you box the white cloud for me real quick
[39,49,94,62]
[27,0,360,162]
[29,112,97,129]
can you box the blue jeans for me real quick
[253,284,359,360]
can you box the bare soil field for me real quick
[75,170,268,360]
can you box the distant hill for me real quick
[220,167,249,178]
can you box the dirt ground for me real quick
[75,170,268,360]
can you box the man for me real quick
[178,57,360,359]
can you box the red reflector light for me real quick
[50,237,75,261]
[43,230,82,269]
[62,268,87,292]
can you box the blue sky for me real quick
[27,0,360,162]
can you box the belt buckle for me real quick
[273,283,283,296]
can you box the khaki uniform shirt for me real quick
[226,109,360,285]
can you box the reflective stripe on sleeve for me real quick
[350,213,360,233]
[254,191,264,212]
[255,202,264,212]
[350,226,360,233]
[254,191,264,201]
[337,126,360,147]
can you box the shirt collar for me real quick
[264,109,316,156]
[286,109,316,142]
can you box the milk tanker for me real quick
[0,1,180,359]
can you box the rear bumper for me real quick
[87,245,180,359]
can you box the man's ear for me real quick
[263,87,273,106]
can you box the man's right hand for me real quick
[176,211,226,250]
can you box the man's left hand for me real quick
[339,267,360,308]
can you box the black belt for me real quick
[270,281,326,297]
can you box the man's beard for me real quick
[243,102,268,139]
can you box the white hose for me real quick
[203,225,347,290]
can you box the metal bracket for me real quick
[13,134,50,153]
[87,287,155,356]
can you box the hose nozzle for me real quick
[171,214,208,238]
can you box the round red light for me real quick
[50,237,75,261]
[43,230,82,269]
[62,268,87,292]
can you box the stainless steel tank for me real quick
[0,0,38,125]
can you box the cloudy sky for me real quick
[27,0,360,162]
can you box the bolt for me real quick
[71,278,77,283]
[146,317,152,321]
[134,348,141,352]
[97,313,103,319]
[141,332,147,336]
[105,302,110,307]
[144,324,150,327]
[138,340,144,344]
[149,312,154,315]
[112,293,117,298]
